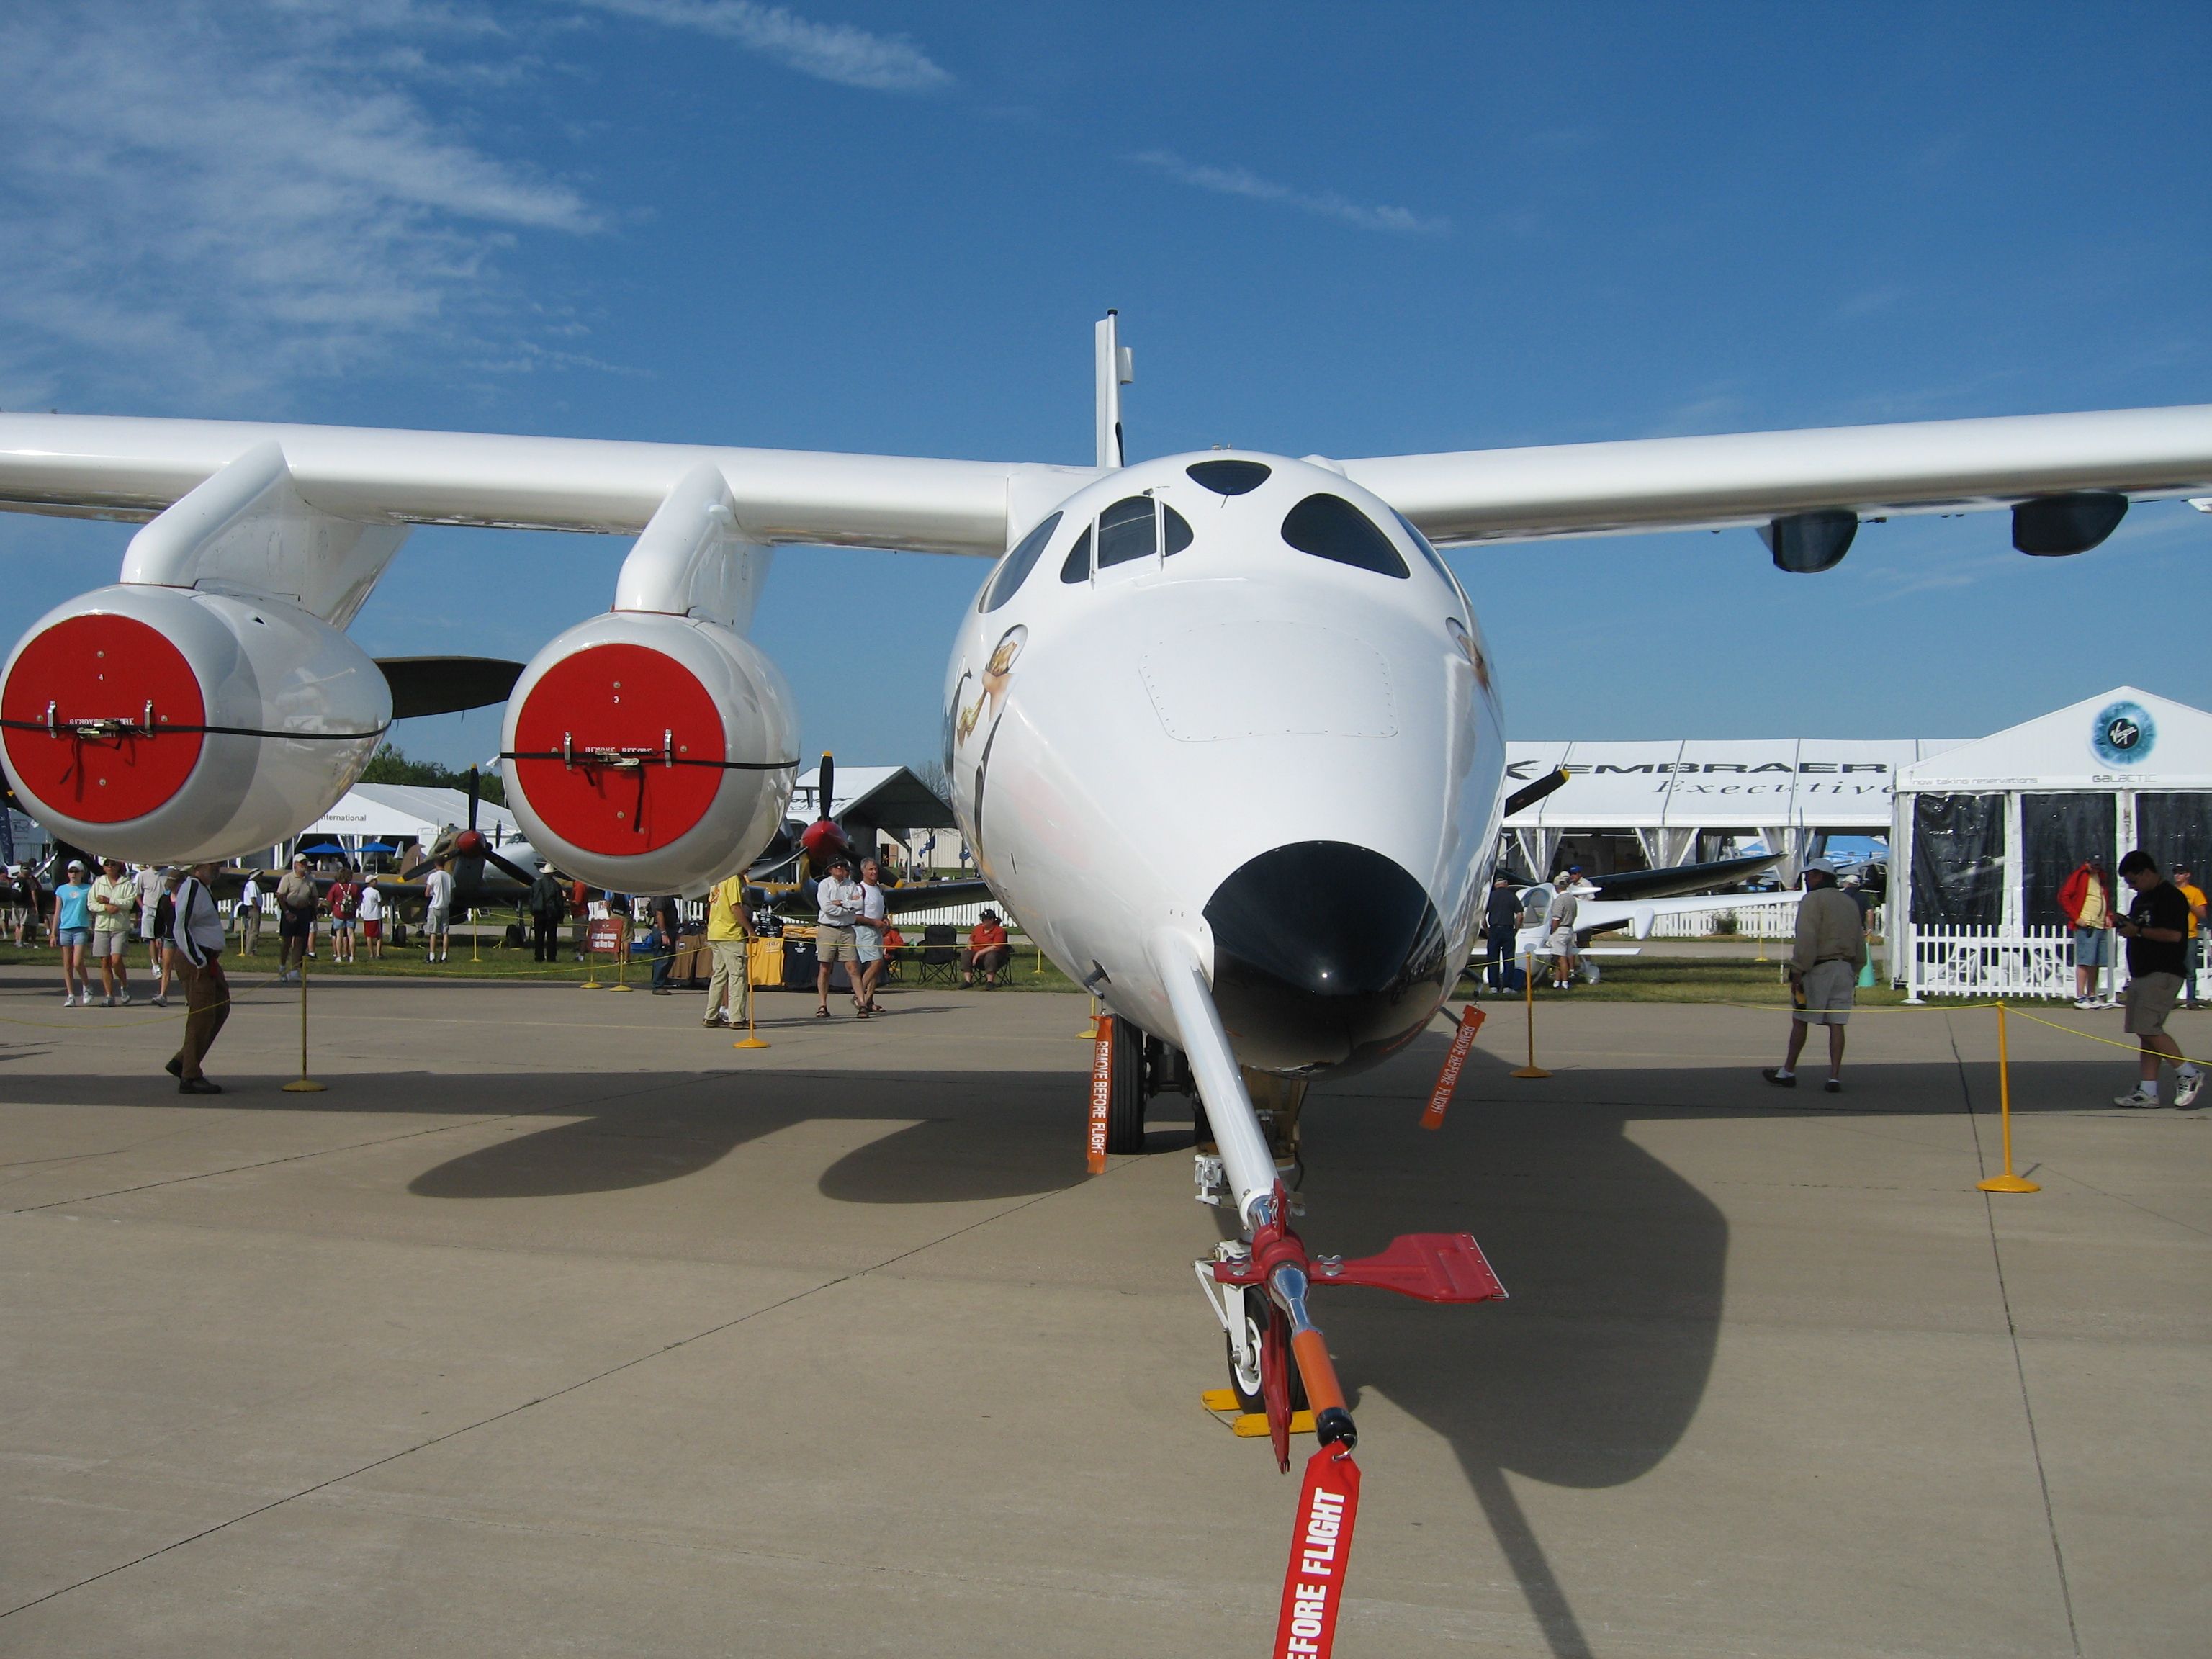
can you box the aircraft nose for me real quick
[1204,841,1449,1074]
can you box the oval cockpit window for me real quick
[1059,526,1093,584]
[1097,495,1157,568]
[1281,493,1409,577]
[1162,503,1193,554]
[980,512,1062,613]
[1186,459,1272,496]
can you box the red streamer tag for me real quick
[1086,1015,1114,1172]
[1421,1006,1485,1129]
[1272,1445,1361,1659]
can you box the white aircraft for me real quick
[5,315,2211,1462]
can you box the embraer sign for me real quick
[1506,760,1892,776]
[1501,739,1968,829]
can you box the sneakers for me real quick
[2175,1068,2206,1110]
[178,1076,223,1095]
[702,1012,728,1028]
[117,990,132,1007]
[100,994,115,1008]
[2073,997,2097,1010]
[1761,1069,1797,1088]
[2113,1087,2161,1108]
[151,994,167,1007]
[1824,1079,1841,1094]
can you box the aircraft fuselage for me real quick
[945,453,1506,1076]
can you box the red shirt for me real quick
[969,920,1007,948]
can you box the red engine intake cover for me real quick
[1,613,206,824]
[511,642,727,856]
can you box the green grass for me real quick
[0,936,1089,992]
[4,936,1922,1007]
[1457,956,1912,1007]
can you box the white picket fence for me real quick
[1905,925,2080,1001]
[1646,896,1804,939]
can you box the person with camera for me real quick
[2110,850,2205,1109]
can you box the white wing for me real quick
[1342,404,2212,546]
[6,401,2211,555]
[0,413,1100,557]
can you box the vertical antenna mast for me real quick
[1094,310,1133,469]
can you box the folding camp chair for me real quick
[917,924,959,986]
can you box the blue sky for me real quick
[1,1,2206,773]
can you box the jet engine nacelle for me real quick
[0,584,390,861]
[500,611,797,894]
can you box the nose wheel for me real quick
[1227,1285,1308,1416]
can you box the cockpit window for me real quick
[980,512,1061,613]
[1059,526,1093,584]
[1391,508,1467,603]
[1281,493,1409,577]
[1061,499,1196,583]
[1097,495,1156,568]
[1187,459,1271,495]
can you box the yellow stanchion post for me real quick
[1978,999,2039,1194]
[282,953,326,1094]
[733,945,769,1049]
[1511,950,1550,1079]
[609,928,634,992]
[580,917,604,989]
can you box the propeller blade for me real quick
[817,752,835,819]
[374,657,525,721]
[1502,767,1570,818]
[482,848,537,886]
[467,766,480,835]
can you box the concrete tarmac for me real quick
[1,968,2204,1657]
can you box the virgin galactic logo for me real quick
[2090,701,2155,767]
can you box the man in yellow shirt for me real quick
[2175,862,2207,1010]
[703,873,757,1029]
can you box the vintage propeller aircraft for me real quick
[747,749,993,920]
[3,314,2211,1509]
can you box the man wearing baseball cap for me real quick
[1763,857,1868,1094]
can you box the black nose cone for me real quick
[1205,841,1448,1074]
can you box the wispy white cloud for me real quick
[0,1,598,408]
[575,0,951,91]
[1130,150,1448,236]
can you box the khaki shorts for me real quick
[1794,958,1857,1025]
[90,930,130,958]
[2124,971,2182,1036]
[816,925,860,963]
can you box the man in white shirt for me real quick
[423,862,456,963]
[813,855,867,1017]
[1543,870,1583,989]
[235,872,264,958]
[166,860,230,1094]
[357,880,385,960]
[855,857,892,1014]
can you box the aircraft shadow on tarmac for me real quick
[1306,1037,1732,1659]
[3,1015,2086,1658]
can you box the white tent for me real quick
[295,784,524,860]
[1503,738,1964,881]
[1893,687,2212,999]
